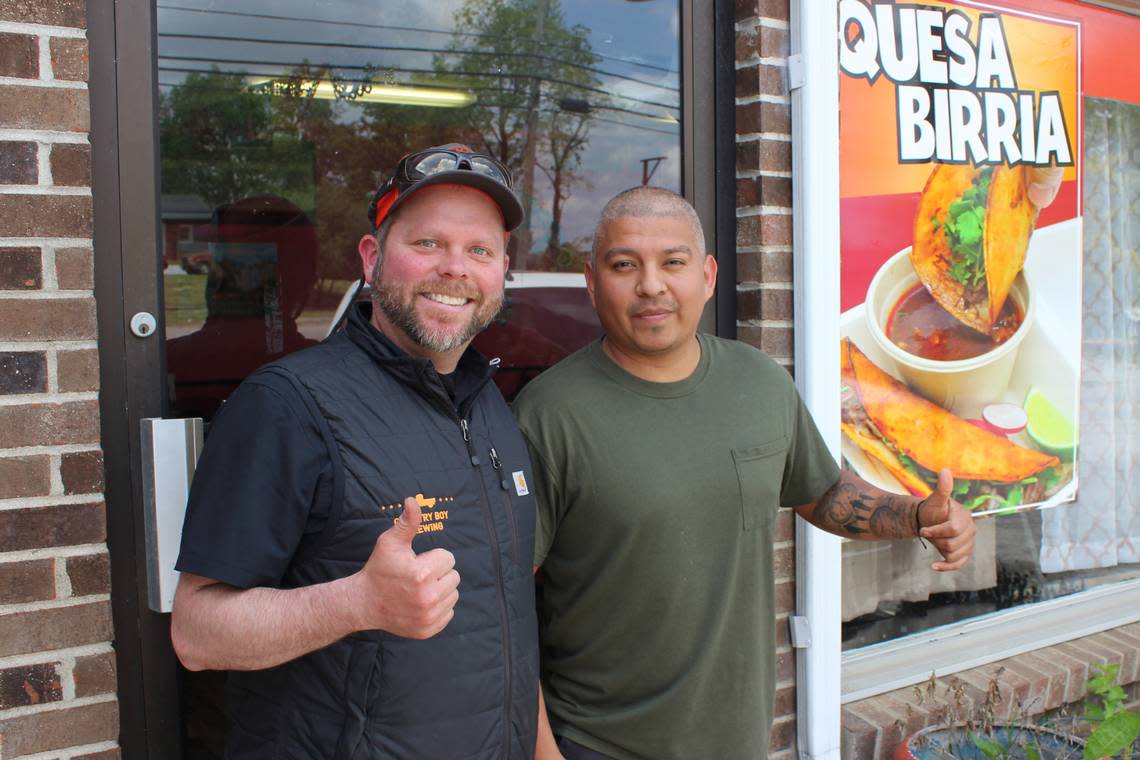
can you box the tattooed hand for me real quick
[917,468,976,572]
[797,468,976,572]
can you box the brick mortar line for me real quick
[737,206,794,216]
[0,544,108,563]
[40,242,59,289]
[0,592,111,617]
[46,348,59,394]
[0,340,98,351]
[736,133,793,143]
[735,247,794,256]
[0,392,99,408]
[735,55,788,68]
[0,493,104,510]
[0,185,92,195]
[38,34,54,82]
[738,319,794,328]
[0,75,88,90]
[49,452,63,495]
[736,134,793,146]
[736,94,790,106]
[36,141,51,185]
[54,548,73,599]
[0,130,89,144]
[0,290,95,299]
[0,21,87,38]
[0,693,117,722]
[0,391,98,405]
[0,442,101,455]
[737,169,793,179]
[734,18,790,32]
[738,282,794,290]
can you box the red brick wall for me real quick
[0,0,119,757]
[734,1,797,756]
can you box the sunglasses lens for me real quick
[404,150,512,188]
[410,152,460,177]
[468,157,510,185]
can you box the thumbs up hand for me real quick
[352,497,460,639]
[916,468,977,572]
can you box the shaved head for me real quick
[591,187,705,266]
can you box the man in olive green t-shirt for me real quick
[516,187,977,760]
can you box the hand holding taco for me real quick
[911,163,1040,334]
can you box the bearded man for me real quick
[171,145,542,759]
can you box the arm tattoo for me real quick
[808,470,919,540]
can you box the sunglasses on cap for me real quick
[368,147,514,229]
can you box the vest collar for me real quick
[344,301,494,416]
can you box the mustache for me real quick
[413,280,481,302]
[629,299,678,317]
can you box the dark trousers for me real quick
[556,735,618,760]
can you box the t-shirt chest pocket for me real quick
[732,438,786,531]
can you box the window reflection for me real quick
[158,0,681,419]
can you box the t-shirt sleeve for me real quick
[175,374,331,589]
[780,384,841,508]
[520,432,561,568]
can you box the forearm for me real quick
[535,682,563,760]
[796,469,921,540]
[171,573,364,671]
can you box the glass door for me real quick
[153,1,686,754]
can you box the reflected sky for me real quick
[156,0,681,251]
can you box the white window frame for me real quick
[789,0,1140,752]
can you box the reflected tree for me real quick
[435,0,601,269]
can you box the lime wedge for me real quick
[1024,387,1077,461]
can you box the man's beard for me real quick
[373,278,503,353]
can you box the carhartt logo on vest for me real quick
[512,471,530,496]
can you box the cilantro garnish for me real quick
[943,167,994,289]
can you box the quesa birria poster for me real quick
[838,1,1081,516]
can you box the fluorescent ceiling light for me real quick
[247,77,475,108]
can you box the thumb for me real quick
[916,469,953,528]
[1028,165,1063,208]
[386,496,422,545]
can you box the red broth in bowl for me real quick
[887,284,1022,361]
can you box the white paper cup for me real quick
[864,248,1034,416]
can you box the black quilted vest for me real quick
[224,303,539,759]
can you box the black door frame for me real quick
[89,2,735,756]
[90,0,182,757]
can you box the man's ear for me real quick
[584,261,597,309]
[358,234,379,281]
[702,253,718,303]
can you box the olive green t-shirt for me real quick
[513,336,839,760]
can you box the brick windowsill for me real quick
[842,623,1140,759]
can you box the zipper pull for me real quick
[489,447,509,490]
[460,419,480,466]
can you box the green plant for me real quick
[1082,663,1140,760]
[899,663,1140,760]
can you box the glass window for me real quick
[840,94,1140,650]
[157,0,683,420]
[835,2,1140,678]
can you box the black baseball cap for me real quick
[367,143,524,232]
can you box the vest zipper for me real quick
[489,447,520,566]
[459,417,512,757]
